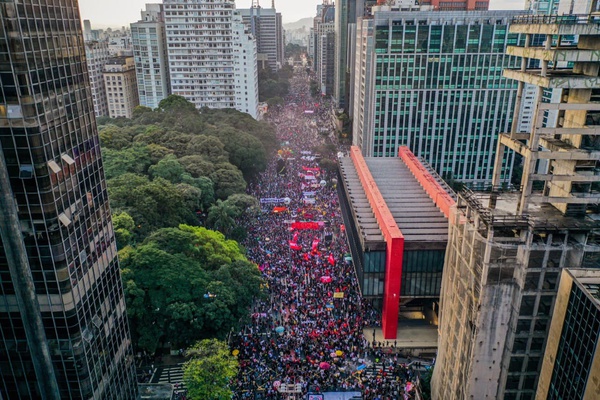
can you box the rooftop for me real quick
[459,189,600,230]
[137,383,173,400]
[339,150,450,250]
[568,269,600,306]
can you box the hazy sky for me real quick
[79,0,526,28]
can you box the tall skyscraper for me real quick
[432,11,600,400]
[85,41,111,117]
[131,3,171,109]
[0,1,138,398]
[352,8,522,186]
[334,0,379,111]
[238,5,285,72]
[163,0,259,118]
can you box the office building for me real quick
[85,41,110,117]
[0,0,138,398]
[103,56,139,118]
[431,13,600,400]
[352,8,522,186]
[238,5,285,72]
[536,269,600,400]
[131,3,171,109]
[334,0,378,111]
[163,0,259,118]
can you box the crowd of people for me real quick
[230,72,419,400]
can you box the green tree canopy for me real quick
[120,225,263,352]
[183,339,238,400]
[108,174,196,238]
[158,94,198,114]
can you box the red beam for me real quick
[350,146,403,340]
[398,146,455,219]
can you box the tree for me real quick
[222,194,259,217]
[99,125,135,150]
[148,155,187,183]
[206,200,237,236]
[102,145,151,179]
[113,212,135,249]
[158,94,198,114]
[210,167,247,200]
[119,225,263,352]
[183,339,238,400]
[108,174,197,238]
[211,128,267,179]
[179,155,216,178]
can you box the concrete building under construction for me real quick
[432,11,600,400]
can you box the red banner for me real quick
[289,241,302,251]
[291,221,321,231]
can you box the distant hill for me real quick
[283,17,313,31]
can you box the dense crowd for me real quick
[231,72,417,400]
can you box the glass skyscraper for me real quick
[352,9,524,186]
[0,0,137,398]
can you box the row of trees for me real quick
[97,96,270,372]
[99,95,277,242]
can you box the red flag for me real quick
[289,241,301,251]
[303,253,310,261]
[292,232,299,242]
[328,253,335,266]
[311,238,320,252]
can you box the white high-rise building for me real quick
[238,7,285,72]
[163,0,259,118]
[84,40,110,117]
[233,12,259,119]
[131,4,171,109]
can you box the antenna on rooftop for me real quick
[272,0,275,9]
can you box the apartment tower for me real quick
[432,11,600,400]
[0,0,138,398]
[131,3,171,109]
[103,56,139,119]
[163,0,259,118]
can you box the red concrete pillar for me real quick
[382,236,404,339]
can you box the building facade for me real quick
[352,8,523,186]
[432,13,600,400]
[131,3,171,110]
[536,269,600,400]
[103,57,139,118]
[338,146,453,339]
[312,2,336,96]
[233,12,259,119]
[421,0,489,10]
[84,41,110,118]
[238,6,284,72]
[163,0,258,118]
[0,0,137,398]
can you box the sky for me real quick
[79,0,526,29]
